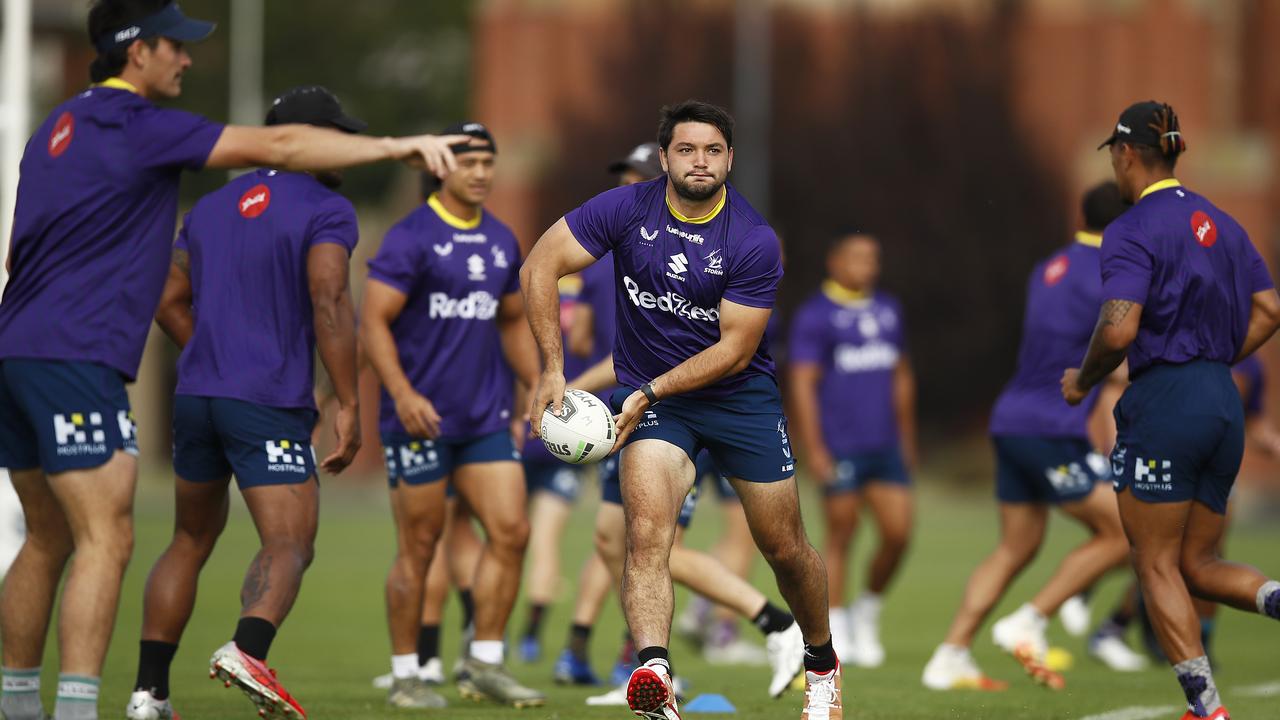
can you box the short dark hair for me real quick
[657,100,734,151]
[1081,181,1126,232]
[87,0,169,82]
[828,230,878,256]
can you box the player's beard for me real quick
[670,172,724,202]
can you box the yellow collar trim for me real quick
[427,193,482,230]
[1138,178,1182,201]
[94,77,140,95]
[1075,231,1102,248]
[822,280,869,304]
[666,186,726,225]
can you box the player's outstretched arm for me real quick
[154,247,194,348]
[309,243,360,473]
[204,125,475,176]
[1236,288,1280,362]
[361,279,442,439]
[1063,298,1143,405]
[520,217,597,432]
[787,360,834,484]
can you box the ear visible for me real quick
[726,147,734,174]
[126,39,149,69]
[658,148,669,173]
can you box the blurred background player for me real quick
[127,85,366,720]
[0,3,467,719]
[362,121,545,709]
[922,181,1131,692]
[523,100,838,720]
[788,231,917,668]
[1064,101,1280,720]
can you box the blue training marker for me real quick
[684,693,737,713]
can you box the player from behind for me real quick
[523,100,840,720]
[1065,102,1280,720]
[789,231,917,668]
[921,182,1132,692]
[125,85,368,720]
[0,3,468,719]
[362,122,545,709]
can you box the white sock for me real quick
[54,675,99,720]
[1018,603,1046,624]
[855,592,883,610]
[470,640,504,665]
[391,654,418,680]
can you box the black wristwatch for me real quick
[640,382,659,406]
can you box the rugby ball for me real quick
[539,388,616,464]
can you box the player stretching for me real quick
[363,122,544,708]
[523,101,840,720]
[789,232,917,668]
[1065,101,1280,720]
[127,86,367,720]
[0,2,467,718]
[922,182,1131,691]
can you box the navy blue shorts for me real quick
[1111,361,1243,515]
[600,450,720,528]
[610,376,794,483]
[827,446,911,496]
[993,435,1108,504]
[173,396,318,489]
[524,459,583,502]
[382,430,520,488]
[0,360,138,474]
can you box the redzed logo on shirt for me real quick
[1191,210,1217,248]
[48,112,74,158]
[238,184,271,219]
[1043,255,1070,286]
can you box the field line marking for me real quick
[1078,706,1179,720]
[1233,680,1280,697]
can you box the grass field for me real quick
[8,470,1280,719]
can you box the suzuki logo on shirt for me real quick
[434,242,453,257]
[238,184,271,219]
[623,275,719,323]
[429,290,499,320]
[667,225,705,245]
[667,253,689,281]
[703,249,724,276]
[467,254,487,281]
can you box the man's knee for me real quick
[994,537,1040,569]
[757,527,810,570]
[486,513,530,559]
[399,522,442,571]
[879,527,911,558]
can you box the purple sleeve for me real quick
[134,107,224,172]
[1100,225,1153,304]
[307,196,359,254]
[564,185,634,259]
[367,225,421,295]
[787,302,828,366]
[174,211,192,251]
[723,226,783,308]
[502,238,521,296]
[1244,237,1275,293]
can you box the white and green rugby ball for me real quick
[540,388,616,464]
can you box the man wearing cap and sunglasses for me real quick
[1063,100,1280,720]
[122,85,371,720]
[362,122,544,709]
[0,2,472,719]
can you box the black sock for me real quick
[417,624,441,666]
[752,602,795,636]
[524,603,547,640]
[232,616,278,662]
[135,640,178,699]
[804,638,838,673]
[1109,609,1133,629]
[637,645,669,674]
[568,624,592,659]
[459,589,475,630]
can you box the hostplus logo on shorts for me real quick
[265,440,310,474]
[53,412,108,457]
[1045,463,1091,494]
[394,440,440,478]
[1134,457,1173,493]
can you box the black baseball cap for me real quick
[1097,100,1185,151]
[265,86,366,133]
[608,142,662,179]
[442,121,497,154]
[94,3,215,54]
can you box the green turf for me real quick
[7,472,1280,719]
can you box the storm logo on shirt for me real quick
[428,290,499,320]
[53,412,107,457]
[238,184,271,219]
[623,275,719,323]
[266,440,309,473]
[1191,211,1218,248]
[49,112,74,158]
